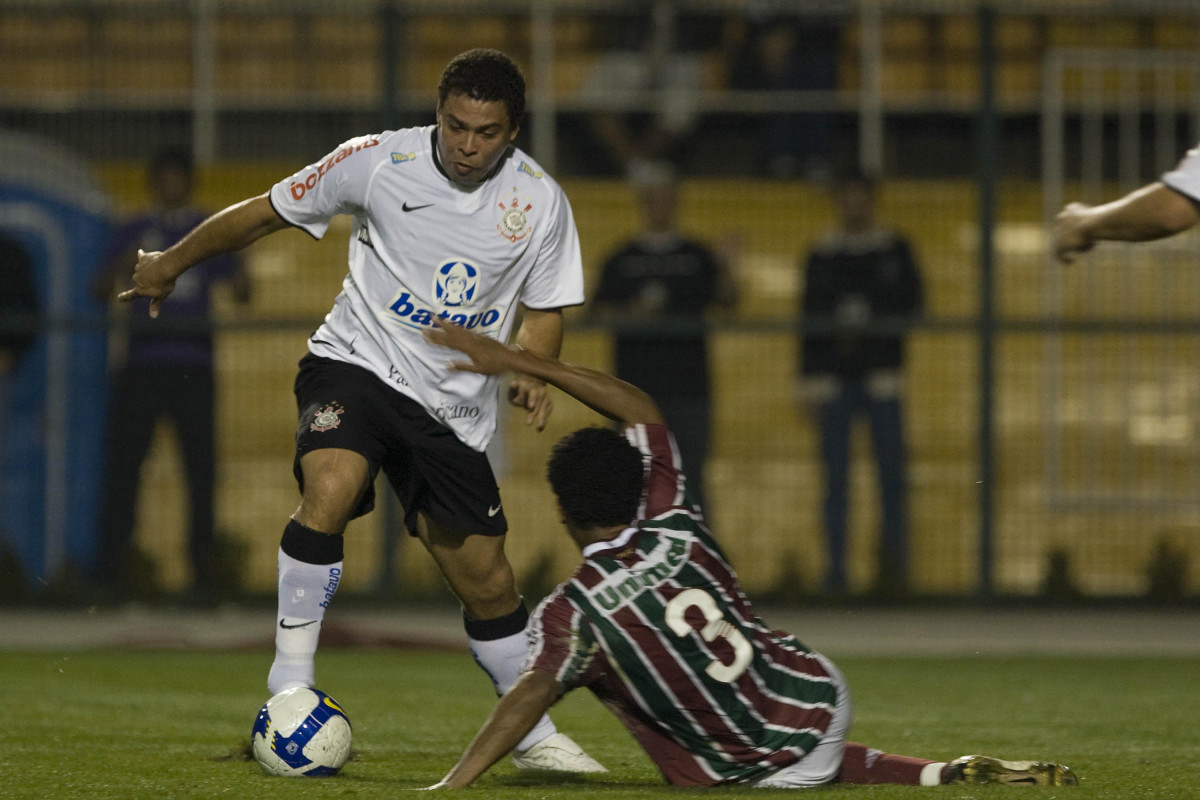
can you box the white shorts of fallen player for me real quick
[753,654,852,789]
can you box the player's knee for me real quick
[457,561,519,618]
[297,472,366,532]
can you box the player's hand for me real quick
[1052,202,1096,264]
[509,374,552,431]
[423,320,517,375]
[117,249,178,318]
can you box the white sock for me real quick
[920,762,948,786]
[468,628,556,752]
[268,548,343,694]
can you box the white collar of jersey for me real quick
[582,525,638,558]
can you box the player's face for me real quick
[436,92,519,186]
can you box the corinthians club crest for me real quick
[497,191,533,242]
[310,403,344,432]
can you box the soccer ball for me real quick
[250,687,352,777]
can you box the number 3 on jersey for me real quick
[664,588,753,683]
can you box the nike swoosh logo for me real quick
[488,504,502,517]
[279,619,318,630]
[402,202,434,212]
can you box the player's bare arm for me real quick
[509,306,564,431]
[1054,183,1200,264]
[118,193,287,317]
[427,669,560,789]
[424,320,664,427]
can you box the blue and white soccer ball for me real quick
[250,687,352,777]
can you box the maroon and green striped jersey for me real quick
[526,424,841,786]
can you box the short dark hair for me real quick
[148,147,193,181]
[547,427,644,529]
[437,49,526,128]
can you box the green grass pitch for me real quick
[2,649,1195,799]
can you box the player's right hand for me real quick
[1052,202,1096,264]
[117,248,177,318]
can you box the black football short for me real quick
[292,354,507,537]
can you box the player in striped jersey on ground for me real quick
[423,320,1079,790]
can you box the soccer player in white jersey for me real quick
[1054,141,1200,263]
[422,320,1078,790]
[117,49,602,772]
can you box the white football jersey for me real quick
[269,126,585,451]
[1162,141,1200,202]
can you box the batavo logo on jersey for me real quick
[390,152,417,164]
[382,290,503,333]
[288,138,380,201]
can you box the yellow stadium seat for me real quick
[311,58,379,97]
[843,16,929,53]
[554,16,591,49]
[552,52,599,95]
[217,57,302,94]
[0,15,89,50]
[1047,18,1140,48]
[884,17,929,52]
[310,15,379,50]
[216,15,296,51]
[101,17,191,51]
[1152,18,1199,49]
[881,58,932,96]
[101,58,191,93]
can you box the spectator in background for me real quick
[727,12,841,180]
[797,171,923,597]
[578,0,712,176]
[92,148,249,604]
[591,161,737,511]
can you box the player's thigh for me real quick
[416,515,519,619]
[293,355,391,531]
[383,402,508,539]
[295,448,373,532]
[755,654,852,788]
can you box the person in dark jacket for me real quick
[798,172,923,597]
[592,162,737,511]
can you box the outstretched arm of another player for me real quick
[508,307,563,431]
[1053,183,1200,264]
[118,193,288,317]
[424,320,664,428]
[425,670,560,790]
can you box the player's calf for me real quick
[268,519,344,695]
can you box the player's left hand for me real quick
[509,374,552,431]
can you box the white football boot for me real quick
[512,733,607,773]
